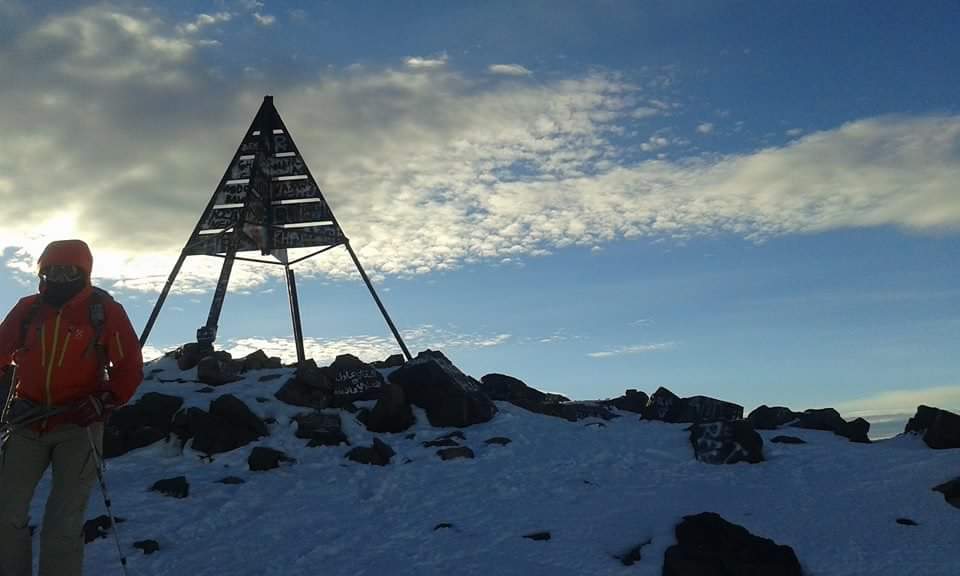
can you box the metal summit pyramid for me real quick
[139,96,411,364]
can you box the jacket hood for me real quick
[37,239,94,281]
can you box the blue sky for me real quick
[0,0,957,425]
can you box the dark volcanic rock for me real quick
[771,435,807,444]
[324,354,386,401]
[173,395,268,456]
[795,408,847,432]
[372,354,407,369]
[480,373,548,404]
[523,531,551,541]
[150,476,189,499]
[133,540,160,555]
[617,538,651,566]
[240,349,281,372]
[689,420,764,464]
[424,438,460,448]
[747,405,799,430]
[210,394,269,438]
[484,436,512,446]
[346,438,395,466]
[642,387,681,421]
[794,408,871,444]
[176,342,213,371]
[104,393,184,458]
[197,352,241,386]
[673,396,744,423]
[248,446,295,471]
[388,350,496,428]
[364,382,416,433]
[295,412,348,447]
[217,476,246,485]
[83,515,113,544]
[896,518,919,526]
[604,389,650,414]
[842,417,871,443]
[437,446,475,460]
[663,512,802,576]
[433,523,454,531]
[932,477,960,508]
[905,405,960,449]
[274,360,333,409]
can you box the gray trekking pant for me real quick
[0,423,102,576]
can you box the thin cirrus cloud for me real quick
[0,4,959,297]
[587,342,676,358]
[488,64,532,76]
[177,12,232,34]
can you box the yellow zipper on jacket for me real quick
[58,332,72,367]
[44,311,62,407]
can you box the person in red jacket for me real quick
[0,239,143,576]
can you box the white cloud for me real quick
[587,342,675,358]
[405,55,448,70]
[834,385,960,420]
[697,122,714,134]
[253,12,276,26]
[1,5,959,297]
[488,64,531,76]
[631,107,659,119]
[786,128,804,137]
[225,325,512,364]
[178,12,232,34]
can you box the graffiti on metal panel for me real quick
[215,184,249,205]
[272,180,320,200]
[273,202,331,225]
[200,207,242,230]
[263,156,305,177]
[229,157,254,180]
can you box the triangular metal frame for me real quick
[139,96,412,364]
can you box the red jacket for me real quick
[0,287,143,430]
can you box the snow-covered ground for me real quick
[25,359,960,575]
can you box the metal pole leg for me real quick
[343,242,412,361]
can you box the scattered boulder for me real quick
[932,477,960,508]
[196,387,216,394]
[905,405,960,449]
[433,523,454,531]
[747,405,799,430]
[643,387,681,421]
[896,518,919,526]
[324,354,386,402]
[294,412,349,447]
[133,540,160,555]
[248,447,295,471]
[196,352,241,386]
[663,512,802,576]
[258,374,283,383]
[217,476,245,485]
[240,350,282,372]
[388,350,496,428]
[604,389,650,414]
[480,373,549,405]
[793,408,871,443]
[771,435,807,445]
[346,438,395,466]
[674,395,744,422]
[150,476,189,499]
[523,531,551,541]
[617,538,652,566]
[274,360,333,409]
[437,446,475,460]
[83,515,113,543]
[364,382,416,433]
[173,395,268,456]
[371,354,407,369]
[175,342,213,371]
[104,393,184,458]
[484,437,512,446]
[424,438,459,448]
[689,420,764,464]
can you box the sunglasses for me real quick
[39,265,83,283]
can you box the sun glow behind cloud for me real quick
[1,4,959,299]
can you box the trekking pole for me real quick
[86,426,129,576]
[0,365,18,424]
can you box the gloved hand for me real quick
[73,392,116,427]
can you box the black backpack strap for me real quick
[88,288,113,389]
